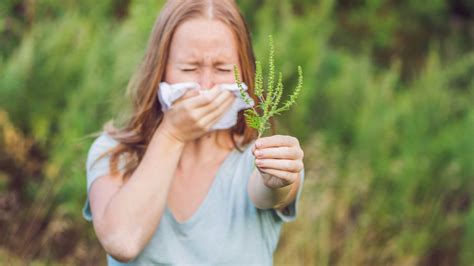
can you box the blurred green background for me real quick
[1,0,473,265]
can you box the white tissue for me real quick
[157,82,255,130]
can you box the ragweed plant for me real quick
[234,35,303,138]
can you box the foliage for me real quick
[0,0,473,265]
[234,35,303,138]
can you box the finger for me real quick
[182,86,221,109]
[174,89,200,105]
[254,158,303,173]
[255,135,299,149]
[195,89,234,116]
[254,146,303,160]
[181,89,200,100]
[199,92,235,128]
[257,168,297,183]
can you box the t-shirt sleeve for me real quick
[82,133,121,222]
[272,167,305,223]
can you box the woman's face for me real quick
[164,18,240,89]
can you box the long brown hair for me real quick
[95,0,268,180]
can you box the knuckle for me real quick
[275,150,282,158]
[196,120,206,130]
[291,172,299,182]
[183,104,192,113]
[292,136,300,145]
[189,113,198,122]
[298,161,304,171]
[291,161,298,171]
[290,148,298,157]
[210,100,219,109]
[203,123,212,132]
[204,94,213,104]
[284,171,292,181]
[291,161,300,172]
[297,149,304,159]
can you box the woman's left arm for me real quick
[247,135,304,210]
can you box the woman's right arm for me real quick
[88,86,235,262]
[88,127,183,262]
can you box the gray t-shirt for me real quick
[82,132,305,265]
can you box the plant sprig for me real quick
[234,35,304,138]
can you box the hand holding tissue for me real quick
[157,82,254,130]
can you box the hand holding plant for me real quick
[234,35,305,189]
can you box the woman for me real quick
[82,0,305,264]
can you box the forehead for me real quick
[169,18,238,62]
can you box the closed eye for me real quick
[217,68,232,73]
[181,68,196,72]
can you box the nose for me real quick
[198,68,215,90]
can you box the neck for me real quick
[178,130,234,171]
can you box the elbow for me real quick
[109,250,139,263]
[101,234,142,263]
[94,223,142,263]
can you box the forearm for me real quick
[248,167,301,210]
[98,126,184,255]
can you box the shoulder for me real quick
[89,132,119,152]
[86,132,120,171]
[90,132,119,149]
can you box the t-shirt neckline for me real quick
[164,147,239,232]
